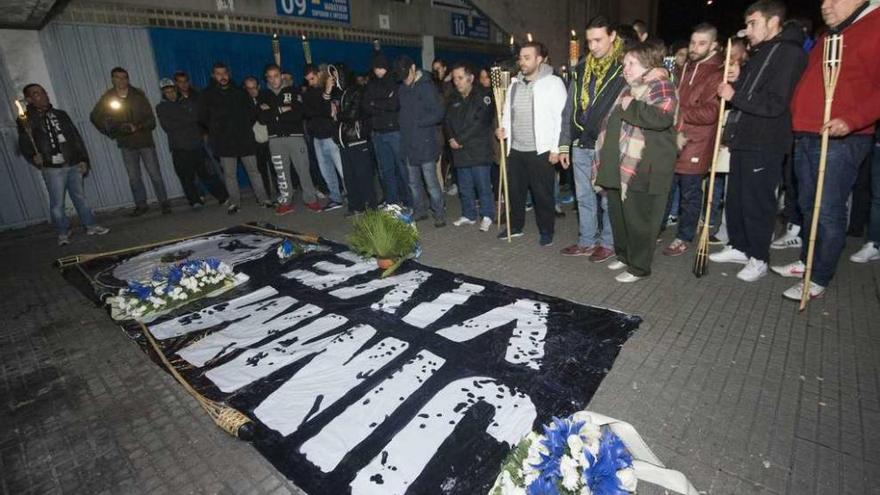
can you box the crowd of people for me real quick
[16,0,880,303]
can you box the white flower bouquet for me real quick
[108,258,245,323]
[491,412,637,495]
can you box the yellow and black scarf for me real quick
[579,37,623,111]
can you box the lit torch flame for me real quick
[14,99,25,118]
[109,99,122,110]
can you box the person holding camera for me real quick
[90,67,170,216]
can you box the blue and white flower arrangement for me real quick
[491,412,637,495]
[276,238,330,262]
[109,258,236,321]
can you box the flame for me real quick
[509,35,514,46]
[14,99,25,117]
[571,29,576,39]
[526,32,533,42]
[109,99,122,110]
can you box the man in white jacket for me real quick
[496,41,568,246]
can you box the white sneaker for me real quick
[771,224,802,250]
[452,216,476,227]
[86,225,110,236]
[770,260,805,278]
[709,245,749,264]
[783,280,825,301]
[58,233,70,246]
[737,257,768,282]
[615,271,643,283]
[608,260,627,271]
[479,217,492,232]
[446,184,458,196]
[850,242,880,263]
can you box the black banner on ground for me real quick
[60,224,641,494]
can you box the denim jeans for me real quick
[456,164,495,220]
[795,134,873,286]
[121,146,168,207]
[372,131,410,206]
[668,173,704,242]
[313,137,344,203]
[408,159,446,221]
[42,165,97,235]
[572,147,613,248]
[867,142,880,245]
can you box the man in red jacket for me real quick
[663,23,723,257]
[771,0,880,301]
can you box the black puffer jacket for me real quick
[723,23,807,154]
[19,106,90,169]
[361,53,400,133]
[335,85,371,148]
[443,86,494,167]
[198,82,257,157]
[257,86,305,137]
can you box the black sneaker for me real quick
[554,207,565,218]
[539,233,554,247]
[227,204,239,215]
[414,213,429,222]
[497,229,524,239]
[128,206,148,217]
[322,201,343,212]
[434,219,447,228]
[709,235,724,245]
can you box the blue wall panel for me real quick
[435,49,505,71]
[149,28,422,86]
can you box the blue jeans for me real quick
[313,137,343,203]
[795,134,873,286]
[42,165,97,235]
[667,173,703,242]
[868,142,880,245]
[572,147,613,248]
[668,179,680,217]
[372,131,411,206]
[121,146,168,207]
[408,160,446,221]
[456,164,494,220]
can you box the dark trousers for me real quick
[795,134,873,286]
[665,173,704,242]
[255,141,278,201]
[508,149,556,236]
[171,148,228,206]
[848,152,872,236]
[341,142,378,212]
[782,153,802,227]
[726,150,784,262]
[608,189,667,277]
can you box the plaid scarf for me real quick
[579,37,623,111]
[594,74,678,188]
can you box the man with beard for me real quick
[244,75,279,203]
[90,67,170,216]
[497,41,568,245]
[303,65,345,212]
[558,16,627,260]
[258,65,321,215]
[710,0,807,282]
[198,62,270,215]
[662,23,723,257]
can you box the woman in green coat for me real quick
[593,42,679,283]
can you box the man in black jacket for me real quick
[156,78,228,209]
[335,72,379,214]
[444,62,495,231]
[245,76,279,204]
[198,62,270,214]
[90,67,170,216]
[19,84,109,245]
[362,53,409,207]
[303,65,344,211]
[710,0,807,283]
[258,64,321,215]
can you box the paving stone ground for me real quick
[1,191,878,495]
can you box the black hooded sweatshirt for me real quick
[723,22,807,154]
[361,53,401,133]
